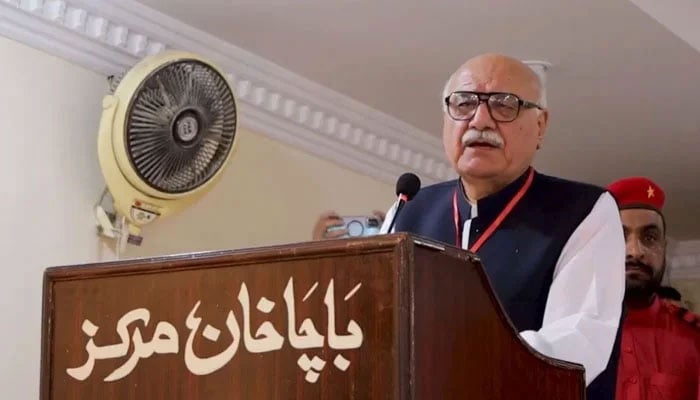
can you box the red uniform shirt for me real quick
[616,296,700,400]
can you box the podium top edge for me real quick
[43,233,455,281]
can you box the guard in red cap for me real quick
[607,176,700,400]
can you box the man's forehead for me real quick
[620,208,664,229]
[452,64,537,99]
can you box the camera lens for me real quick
[346,220,364,236]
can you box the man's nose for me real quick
[626,238,645,260]
[468,102,496,131]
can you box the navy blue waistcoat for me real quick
[394,169,621,400]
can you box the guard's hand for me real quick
[312,211,347,240]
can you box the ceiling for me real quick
[135,0,700,240]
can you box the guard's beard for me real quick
[624,259,665,303]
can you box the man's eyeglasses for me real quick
[444,91,544,122]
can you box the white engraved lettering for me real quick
[297,353,326,383]
[66,277,364,384]
[105,320,179,381]
[324,279,363,349]
[333,354,351,371]
[67,309,179,382]
[284,278,324,349]
[184,301,241,375]
[238,283,284,353]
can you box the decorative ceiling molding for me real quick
[0,0,454,186]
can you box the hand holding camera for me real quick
[312,210,385,240]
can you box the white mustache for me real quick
[461,129,504,148]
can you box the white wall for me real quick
[0,36,395,398]
[0,36,111,399]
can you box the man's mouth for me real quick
[625,262,652,276]
[462,137,504,149]
[465,140,499,148]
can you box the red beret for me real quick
[607,177,665,212]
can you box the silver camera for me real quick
[327,216,382,238]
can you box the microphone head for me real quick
[396,172,421,200]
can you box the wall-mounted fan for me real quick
[94,50,238,253]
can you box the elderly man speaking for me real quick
[380,53,625,399]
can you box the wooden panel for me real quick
[411,245,585,400]
[41,233,585,399]
[42,237,404,400]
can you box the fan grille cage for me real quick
[124,59,237,195]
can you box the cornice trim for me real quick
[0,0,455,186]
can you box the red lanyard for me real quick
[452,168,535,252]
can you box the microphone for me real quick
[385,172,421,233]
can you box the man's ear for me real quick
[536,109,549,148]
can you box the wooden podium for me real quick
[40,233,584,399]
